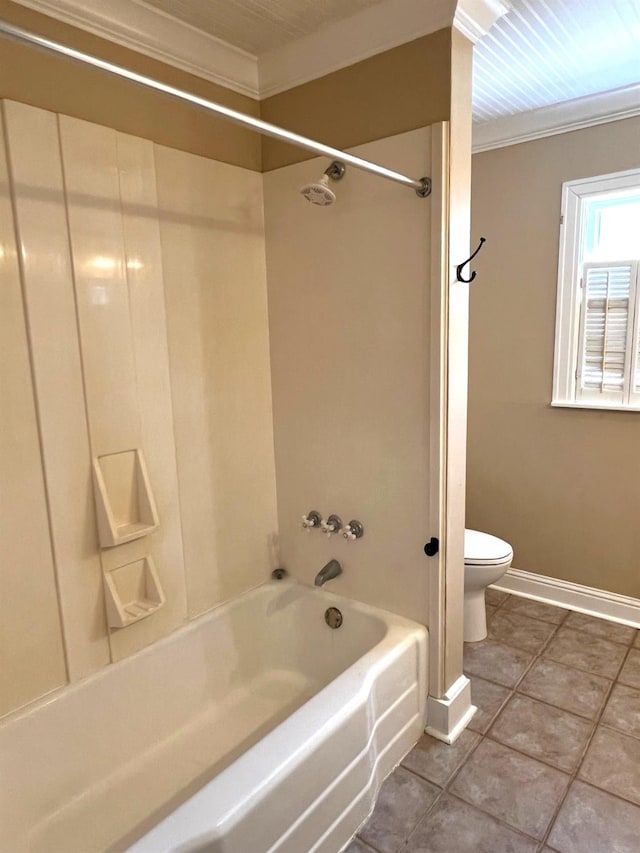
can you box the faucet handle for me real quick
[301,510,322,531]
[343,520,364,541]
[321,514,342,538]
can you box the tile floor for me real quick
[346,589,640,853]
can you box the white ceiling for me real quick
[137,0,390,55]
[136,0,640,123]
[13,0,640,147]
[473,0,640,123]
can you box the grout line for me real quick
[537,619,635,847]
[406,789,542,848]
[359,600,639,853]
[462,604,639,846]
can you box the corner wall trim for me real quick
[472,82,640,153]
[425,675,476,744]
[454,0,510,45]
[11,0,260,97]
[493,568,640,629]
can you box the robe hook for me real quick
[456,237,486,283]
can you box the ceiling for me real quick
[136,0,640,124]
[137,0,390,55]
[473,0,640,123]
[14,0,640,143]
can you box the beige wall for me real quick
[0,101,277,717]
[261,29,451,171]
[264,128,434,623]
[0,4,450,175]
[468,116,640,599]
[0,0,261,170]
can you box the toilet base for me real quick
[464,589,488,643]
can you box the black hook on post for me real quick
[456,237,486,283]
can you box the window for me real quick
[553,168,640,411]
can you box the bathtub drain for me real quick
[324,607,343,629]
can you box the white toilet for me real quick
[464,528,513,642]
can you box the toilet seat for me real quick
[464,529,513,566]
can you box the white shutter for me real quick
[630,263,640,404]
[575,261,638,404]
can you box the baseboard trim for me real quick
[425,675,477,744]
[493,568,640,629]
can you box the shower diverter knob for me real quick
[301,510,322,531]
[321,515,342,538]
[343,520,364,541]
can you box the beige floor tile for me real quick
[486,588,510,607]
[618,648,640,689]
[468,676,512,734]
[450,739,570,840]
[489,694,593,772]
[548,780,640,853]
[543,627,627,679]
[486,603,497,622]
[488,610,557,653]
[579,727,640,806]
[464,639,535,688]
[359,767,440,853]
[601,683,640,739]
[634,632,640,649]
[563,612,636,646]
[406,793,538,852]
[401,729,480,787]
[346,840,377,853]
[503,596,568,625]
[518,658,610,719]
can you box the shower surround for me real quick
[0,85,456,847]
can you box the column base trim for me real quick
[425,674,476,744]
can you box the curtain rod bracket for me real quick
[415,177,432,198]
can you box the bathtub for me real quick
[0,579,428,853]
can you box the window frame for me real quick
[552,167,640,412]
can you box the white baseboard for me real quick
[493,568,640,629]
[425,675,477,744]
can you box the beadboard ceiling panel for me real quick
[473,0,640,122]
[137,0,390,55]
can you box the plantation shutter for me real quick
[630,263,640,405]
[575,261,639,404]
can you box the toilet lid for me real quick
[464,529,513,565]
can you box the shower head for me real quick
[300,160,345,206]
[300,174,336,206]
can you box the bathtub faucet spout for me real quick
[314,559,342,587]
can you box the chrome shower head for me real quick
[300,160,345,206]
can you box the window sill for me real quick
[551,400,640,413]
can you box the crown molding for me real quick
[473,82,640,153]
[11,0,260,98]
[258,0,456,98]
[454,0,510,44]
[11,0,509,101]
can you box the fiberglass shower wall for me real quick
[0,99,277,716]
[263,127,435,623]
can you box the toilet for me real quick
[464,528,513,642]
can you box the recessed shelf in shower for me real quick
[104,556,165,628]
[92,448,159,547]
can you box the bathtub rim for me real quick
[0,577,425,729]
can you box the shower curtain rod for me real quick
[0,20,431,198]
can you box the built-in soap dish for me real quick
[104,556,165,628]
[92,449,159,547]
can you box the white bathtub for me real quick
[0,579,428,853]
